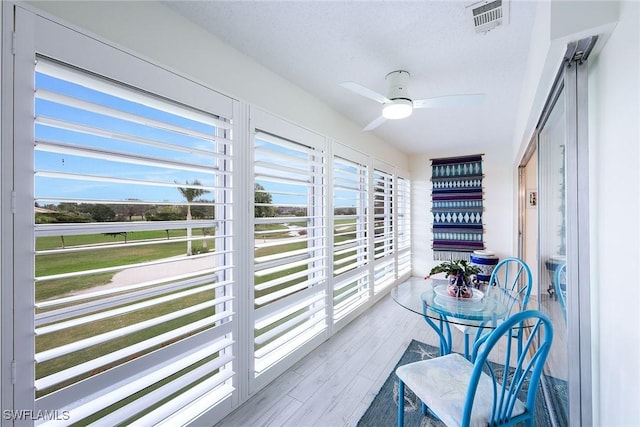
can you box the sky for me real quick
[35,72,218,205]
[35,70,359,211]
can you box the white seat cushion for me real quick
[396,353,526,427]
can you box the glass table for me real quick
[391,277,521,357]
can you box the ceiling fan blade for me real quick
[413,94,486,109]
[362,115,387,132]
[340,82,390,104]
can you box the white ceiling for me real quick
[164,1,538,155]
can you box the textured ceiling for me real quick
[164,0,538,155]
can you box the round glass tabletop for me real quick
[391,277,515,328]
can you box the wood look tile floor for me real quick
[216,291,447,427]
[216,282,566,427]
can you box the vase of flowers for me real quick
[425,259,481,298]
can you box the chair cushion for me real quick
[396,353,526,427]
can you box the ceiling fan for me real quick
[340,70,486,131]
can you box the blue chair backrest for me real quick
[463,310,554,426]
[555,263,567,323]
[486,257,533,315]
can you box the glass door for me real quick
[538,87,569,425]
[519,36,597,426]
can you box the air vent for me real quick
[467,0,509,34]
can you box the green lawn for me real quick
[36,229,188,251]
[254,223,293,239]
[36,290,214,394]
[36,229,213,301]
[35,218,360,408]
[253,222,359,350]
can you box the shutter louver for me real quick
[397,176,412,276]
[332,156,369,321]
[33,58,234,424]
[253,131,327,376]
[373,168,395,292]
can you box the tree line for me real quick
[35,201,216,224]
[35,182,354,224]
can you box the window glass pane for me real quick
[33,58,234,423]
[538,87,568,424]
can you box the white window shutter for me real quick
[32,57,235,424]
[253,130,327,376]
[332,155,369,321]
[373,168,395,292]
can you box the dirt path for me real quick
[73,253,217,296]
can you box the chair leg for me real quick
[464,333,470,360]
[398,380,405,427]
[517,332,523,359]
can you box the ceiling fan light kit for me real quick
[382,70,413,119]
[383,99,413,120]
[340,69,486,131]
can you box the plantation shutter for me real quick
[397,175,412,276]
[372,167,395,292]
[253,126,327,379]
[332,150,369,322]
[31,57,235,424]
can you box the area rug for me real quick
[357,340,567,427]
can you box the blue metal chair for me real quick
[420,278,455,357]
[396,310,554,427]
[421,303,454,356]
[456,257,533,358]
[554,262,567,324]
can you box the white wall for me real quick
[513,0,620,161]
[410,144,514,278]
[588,1,640,425]
[27,1,408,170]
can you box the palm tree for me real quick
[177,180,210,255]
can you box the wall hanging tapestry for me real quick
[431,154,485,261]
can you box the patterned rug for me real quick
[357,340,567,427]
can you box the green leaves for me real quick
[428,259,481,277]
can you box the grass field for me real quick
[36,229,187,251]
[35,226,218,401]
[35,217,361,411]
[36,229,213,301]
[36,290,214,393]
[253,219,359,351]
